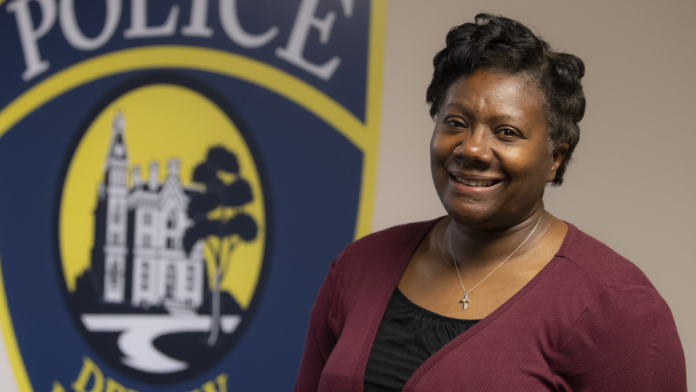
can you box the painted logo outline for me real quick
[0,2,385,389]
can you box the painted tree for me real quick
[184,146,257,345]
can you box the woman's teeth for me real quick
[457,178,495,187]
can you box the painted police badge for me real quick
[0,1,384,390]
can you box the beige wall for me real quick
[374,0,695,383]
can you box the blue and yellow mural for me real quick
[0,0,384,390]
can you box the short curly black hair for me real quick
[426,13,585,185]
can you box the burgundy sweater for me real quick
[294,219,687,391]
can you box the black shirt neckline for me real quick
[393,287,481,324]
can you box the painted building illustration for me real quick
[90,112,206,311]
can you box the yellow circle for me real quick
[59,84,265,310]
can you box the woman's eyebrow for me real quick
[444,102,471,113]
[489,114,529,126]
[444,105,530,128]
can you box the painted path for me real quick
[81,314,241,373]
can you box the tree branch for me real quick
[221,238,239,277]
[204,239,218,261]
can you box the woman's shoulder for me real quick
[552,222,680,334]
[548,225,686,389]
[329,218,441,277]
[548,223,675,328]
[347,218,441,251]
[558,222,655,290]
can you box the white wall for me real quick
[374,0,695,384]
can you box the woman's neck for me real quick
[444,208,553,270]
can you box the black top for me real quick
[363,288,480,391]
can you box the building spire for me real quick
[107,111,128,162]
[104,111,128,186]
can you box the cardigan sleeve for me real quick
[294,260,339,392]
[553,285,686,391]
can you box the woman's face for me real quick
[430,70,567,230]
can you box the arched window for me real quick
[113,204,120,224]
[186,265,194,291]
[167,211,176,229]
[110,261,119,287]
[141,262,149,290]
[166,264,176,297]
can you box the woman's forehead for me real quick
[443,71,546,121]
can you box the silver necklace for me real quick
[447,215,543,310]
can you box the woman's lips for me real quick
[449,173,503,193]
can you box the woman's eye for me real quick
[445,119,466,128]
[499,128,519,138]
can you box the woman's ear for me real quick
[548,142,569,182]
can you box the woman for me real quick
[295,14,686,391]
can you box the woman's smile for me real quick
[448,173,503,193]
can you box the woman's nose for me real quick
[455,128,493,165]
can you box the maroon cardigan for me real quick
[294,219,687,391]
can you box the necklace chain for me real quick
[447,214,543,309]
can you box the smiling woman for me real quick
[294,14,686,392]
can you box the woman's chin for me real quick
[443,206,498,229]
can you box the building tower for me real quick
[102,112,129,303]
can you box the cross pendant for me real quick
[459,293,470,310]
